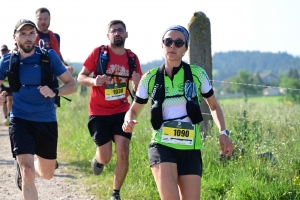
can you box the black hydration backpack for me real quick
[96,45,137,99]
[6,49,71,101]
[150,62,203,130]
[6,49,53,92]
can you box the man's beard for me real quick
[41,25,49,33]
[19,43,35,53]
[112,38,125,47]
[38,23,50,33]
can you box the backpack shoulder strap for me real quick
[8,51,19,71]
[40,49,54,88]
[182,61,193,82]
[96,45,109,76]
[125,48,136,78]
[151,65,165,105]
[7,51,22,92]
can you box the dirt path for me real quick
[0,115,95,200]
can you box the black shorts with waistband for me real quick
[9,117,58,159]
[148,142,203,177]
[88,112,132,147]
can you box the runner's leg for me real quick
[2,101,7,118]
[112,135,130,190]
[151,162,180,200]
[17,154,38,200]
[6,95,12,115]
[34,156,56,180]
[96,141,113,164]
[178,175,201,200]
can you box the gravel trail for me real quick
[0,115,95,200]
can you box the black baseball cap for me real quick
[14,19,36,33]
[1,45,8,51]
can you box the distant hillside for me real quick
[69,59,165,73]
[69,51,300,80]
[69,62,83,72]
[141,58,164,73]
[213,51,300,82]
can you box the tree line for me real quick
[69,51,300,102]
[212,51,300,83]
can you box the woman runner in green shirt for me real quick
[123,25,234,200]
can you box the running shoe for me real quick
[91,157,104,175]
[110,194,122,200]
[14,160,22,191]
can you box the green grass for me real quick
[57,91,300,199]
[219,95,283,105]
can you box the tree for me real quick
[288,68,300,79]
[279,75,300,102]
[230,69,262,101]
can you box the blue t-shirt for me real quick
[0,47,67,122]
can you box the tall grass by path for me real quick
[57,91,160,199]
[57,91,300,199]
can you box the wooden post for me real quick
[188,11,213,134]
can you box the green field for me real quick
[57,92,300,199]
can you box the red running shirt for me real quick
[83,46,142,116]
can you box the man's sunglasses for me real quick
[163,38,185,48]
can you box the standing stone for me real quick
[188,12,213,133]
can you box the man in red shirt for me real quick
[77,20,142,200]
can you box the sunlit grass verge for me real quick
[57,91,300,199]
[56,90,160,199]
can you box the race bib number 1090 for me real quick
[161,121,195,146]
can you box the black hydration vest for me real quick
[150,62,203,130]
[96,45,137,99]
[6,49,53,92]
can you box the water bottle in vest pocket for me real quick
[185,80,203,124]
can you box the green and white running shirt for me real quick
[135,64,214,150]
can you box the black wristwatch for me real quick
[52,88,59,97]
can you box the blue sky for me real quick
[1,0,299,64]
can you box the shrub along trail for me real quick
[0,115,95,200]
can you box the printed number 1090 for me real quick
[174,129,189,137]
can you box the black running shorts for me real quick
[148,142,203,177]
[9,117,58,159]
[88,112,132,147]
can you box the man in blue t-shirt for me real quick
[0,19,77,199]
[35,7,73,108]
